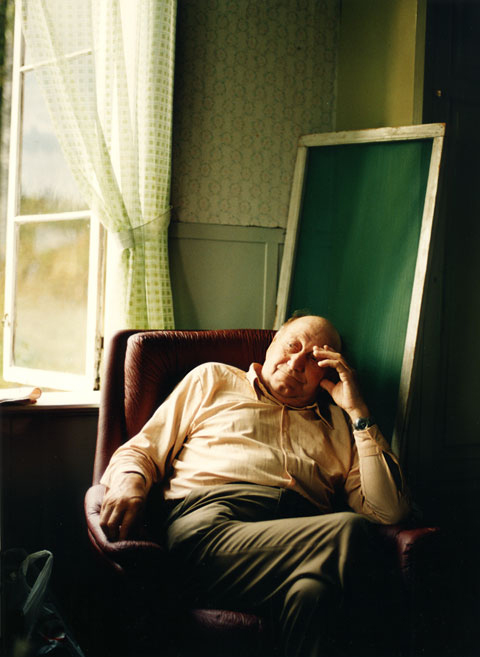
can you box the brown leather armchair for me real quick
[84,329,441,657]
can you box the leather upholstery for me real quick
[85,328,441,656]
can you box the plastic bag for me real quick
[3,549,86,657]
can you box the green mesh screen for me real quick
[287,139,433,440]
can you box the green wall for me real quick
[336,0,426,130]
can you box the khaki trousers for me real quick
[164,483,396,657]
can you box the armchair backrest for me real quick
[93,328,276,484]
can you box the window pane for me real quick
[20,71,87,214]
[14,220,90,374]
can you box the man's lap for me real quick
[163,483,379,612]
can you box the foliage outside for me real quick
[1,194,90,388]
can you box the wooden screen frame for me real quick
[275,124,445,452]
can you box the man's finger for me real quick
[316,357,349,373]
[100,503,126,542]
[118,505,143,540]
[99,506,113,539]
[314,347,348,367]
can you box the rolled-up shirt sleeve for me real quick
[344,425,411,524]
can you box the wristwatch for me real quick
[352,416,375,431]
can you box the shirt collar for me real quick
[247,363,334,429]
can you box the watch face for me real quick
[354,418,371,430]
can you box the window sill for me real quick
[0,389,100,412]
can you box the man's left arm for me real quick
[344,424,411,524]
[315,345,411,524]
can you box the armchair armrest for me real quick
[84,484,166,577]
[378,524,442,583]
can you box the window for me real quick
[2,6,105,390]
[2,1,177,390]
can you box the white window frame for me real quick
[3,5,105,391]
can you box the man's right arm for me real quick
[98,368,204,541]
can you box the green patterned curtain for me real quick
[20,0,176,329]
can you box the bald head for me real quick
[278,315,342,352]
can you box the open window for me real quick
[2,5,105,390]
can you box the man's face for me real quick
[260,316,338,407]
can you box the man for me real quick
[100,315,410,656]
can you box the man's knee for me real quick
[335,510,372,530]
[328,512,384,586]
[334,511,375,545]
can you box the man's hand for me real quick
[100,472,147,542]
[314,345,370,421]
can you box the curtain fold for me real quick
[20,0,176,329]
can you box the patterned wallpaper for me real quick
[171,0,339,229]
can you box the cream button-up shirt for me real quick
[101,362,410,524]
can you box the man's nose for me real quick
[288,351,306,370]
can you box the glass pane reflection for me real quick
[14,220,90,374]
[20,71,87,214]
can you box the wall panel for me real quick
[169,222,284,329]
